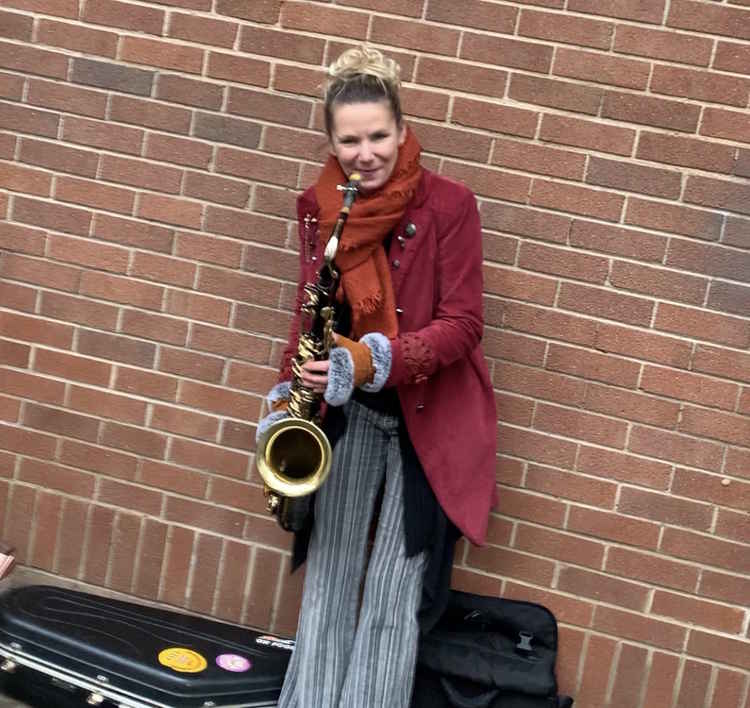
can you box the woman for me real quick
[257,45,497,708]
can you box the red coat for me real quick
[279,169,497,545]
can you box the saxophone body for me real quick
[256,174,361,532]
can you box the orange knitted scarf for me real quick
[314,127,422,339]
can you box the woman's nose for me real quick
[358,141,373,162]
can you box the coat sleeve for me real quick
[386,186,484,387]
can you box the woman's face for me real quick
[329,100,407,195]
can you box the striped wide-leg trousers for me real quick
[277,400,428,708]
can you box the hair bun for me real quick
[327,45,400,90]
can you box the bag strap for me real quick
[440,677,500,708]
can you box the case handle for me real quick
[439,677,500,708]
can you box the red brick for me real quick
[159,525,193,606]
[596,606,686,651]
[611,260,707,305]
[48,234,128,274]
[716,509,750,545]
[166,496,245,538]
[55,498,87,576]
[561,281,654,328]
[638,132,736,174]
[587,156,682,199]
[204,206,287,247]
[554,47,650,89]
[115,367,178,402]
[138,193,203,229]
[483,328,546,367]
[82,0,165,34]
[559,566,648,610]
[165,290,232,327]
[0,369,65,405]
[169,437,249,479]
[216,0,281,23]
[709,668,748,708]
[263,125,328,162]
[197,266,281,308]
[0,102,59,139]
[531,180,624,222]
[55,175,134,215]
[34,349,111,387]
[615,24,712,66]
[685,175,750,217]
[668,0,750,40]
[215,540,253,624]
[709,281,750,318]
[693,345,750,384]
[20,136,99,177]
[651,65,750,108]
[483,266,557,306]
[570,505,661,550]
[93,214,173,253]
[11,195,93,240]
[625,197,723,241]
[229,87,312,130]
[575,634,617,707]
[688,630,750,671]
[426,0,516,30]
[537,401,628,448]
[680,406,750,447]
[568,0,665,23]
[131,252,196,289]
[98,479,162,517]
[0,339,30,368]
[0,40,67,80]
[620,486,713,531]
[700,568,750,607]
[656,303,749,349]
[145,133,213,169]
[596,322,691,369]
[178,380,261,421]
[121,36,203,74]
[630,425,725,471]
[662,527,750,574]
[101,421,167,459]
[156,73,223,111]
[59,439,137,480]
[63,116,144,155]
[548,343,640,390]
[151,404,220,442]
[2,483,35,562]
[461,33,553,73]
[0,161,52,197]
[642,364,739,411]
[238,24,324,65]
[726,447,750,482]
[495,361,587,407]
[168,11,237,47]
[0,72,23,101]
[540,114,634,157]
[215,146,299,188]
[714,41,750,75]
[0,282,31,313]
[37,19,118,58]
[602,90,701,132]
[71,57,154,97]
[0,9,33,40]
[452,100,537,139]
[515,523,605,569]
[529,462,617,507]
[140,460,207,499]
[371,15,460,55]
[134,518,167,599]
[521,8,613,48]
[0,311,74,349]
[206,51,269,88]
[69,385,146,426]
[675,659,713,708]
[612,644,650,708]
[79,271,164,310]
[509,73,602,115]
[497,422,578,471]
[440,163,529,205]
[585,382,682,428]
[109,512,141,594]
[209,476,260,514]
[467,544,555,586]
[79,329,158,369]
[491,138,584,180]
[701,106,750,143]
[24,402,100,442]
[99,154,182,194]
[110,95,191,135]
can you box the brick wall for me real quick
[0,1,748,706]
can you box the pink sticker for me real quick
[216,654,252,672]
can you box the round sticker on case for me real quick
[216,654,252,672]
[158,647,207,673]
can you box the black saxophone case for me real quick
[0,584,291,707]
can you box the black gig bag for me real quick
[0,584,291,707]
[412,590,573,708]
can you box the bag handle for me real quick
[439,677,500,708]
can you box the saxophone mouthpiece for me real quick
[349,172,361,184]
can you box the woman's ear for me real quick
[398,122,407,146]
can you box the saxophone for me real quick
[256,173,361,532]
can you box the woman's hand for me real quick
[301,359,330,393]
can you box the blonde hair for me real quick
[324,46,403,136]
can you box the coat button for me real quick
[392,259,400,269]
[416,403,425,412]
[396,307,404,315]
[405,223,417,238]
[397,236,406,247]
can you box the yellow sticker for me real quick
[158,647,207,673]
